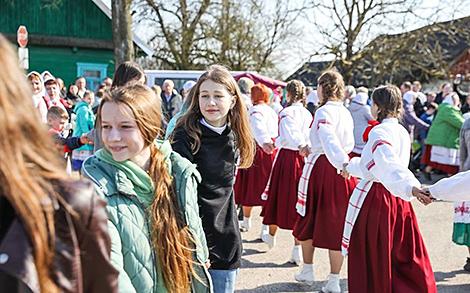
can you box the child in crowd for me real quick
[171,65,255,293]
[83,85,211,292]
[342,85,437,293]
[72,90,95,171]
[234,83,278,233]
[293,70,357,292]
[47,106,90,156]
[44,76,69,112]
[27,71,48,123]
[261,80,312,265]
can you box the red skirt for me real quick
[262,149,304,230]
[421,144,458,175]
[348,183,436,293]
[234,146,276,206]
[292,155,357,250]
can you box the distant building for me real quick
[1,0,153,90]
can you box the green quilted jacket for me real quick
[425,103,464,149]
[82,140,212,293]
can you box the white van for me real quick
[145,70,245,92]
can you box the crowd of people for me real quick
[1,29,470,293]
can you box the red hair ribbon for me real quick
[362,120,380,143]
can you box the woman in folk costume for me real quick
[261,80,312,265]
[341,85,437,293]
[234,84,278,233]
[292,70,357,293]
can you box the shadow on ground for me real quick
[435,270,470,292]
[240,257,298,269]
[235,279,348,293]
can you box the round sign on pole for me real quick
[17,25,28,48]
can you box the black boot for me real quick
[464,257,470,272]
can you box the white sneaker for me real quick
[294,264,314,285]
[261,233,276,249]
[321,274,341,293]
[239,217,252,232]
[259,224,268,239]
[288,245,302,265]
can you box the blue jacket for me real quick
[73,101,95,152]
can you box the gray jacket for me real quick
[348,100,373,154]
[460,118,470,171]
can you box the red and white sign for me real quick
[17,25,28,48]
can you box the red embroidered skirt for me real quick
[262,149,304,230]
[348,183,437,293]
[421,144,458,175]
[292,155,357,249]
[234,146,277,206]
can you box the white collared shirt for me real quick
[346,118,420,200]
[249,104,278,146]
[275,102,312,150]
[309,101,354,169]
[200,118,227,135]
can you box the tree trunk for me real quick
[112,0,134,65]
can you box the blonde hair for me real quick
[318,70,345,105]
[173,65,255,168]
[0,34,70,293]
[97,85,198,293]
[285,80,306,105]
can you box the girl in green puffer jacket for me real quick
[83,84,211,293]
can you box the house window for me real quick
[77,62,108,92]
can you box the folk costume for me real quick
[262,102,312,230]
[293,101,357,250]
[342,118,437,293]
[234,104,278,207]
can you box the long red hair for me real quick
[0,34,70,292]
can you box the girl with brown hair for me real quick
[261,79,313,265]
[292,70,357,292]
[341,85,436,293]
[82,84,211,292]
[170,65,255,292]
[0,34,118,292]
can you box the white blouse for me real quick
[309,101,354,170]
[429,170,470,201]
[275,102,312,150]
[249,104,278,146]
[346,118,420,201]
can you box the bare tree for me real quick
[306,0,420,83]
[136,0,211,69]
[135,0,307,73]
[112,0,135,65]
[205,0,306,72]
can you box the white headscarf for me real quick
[307,90,319,105]
[353,92,368,105]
